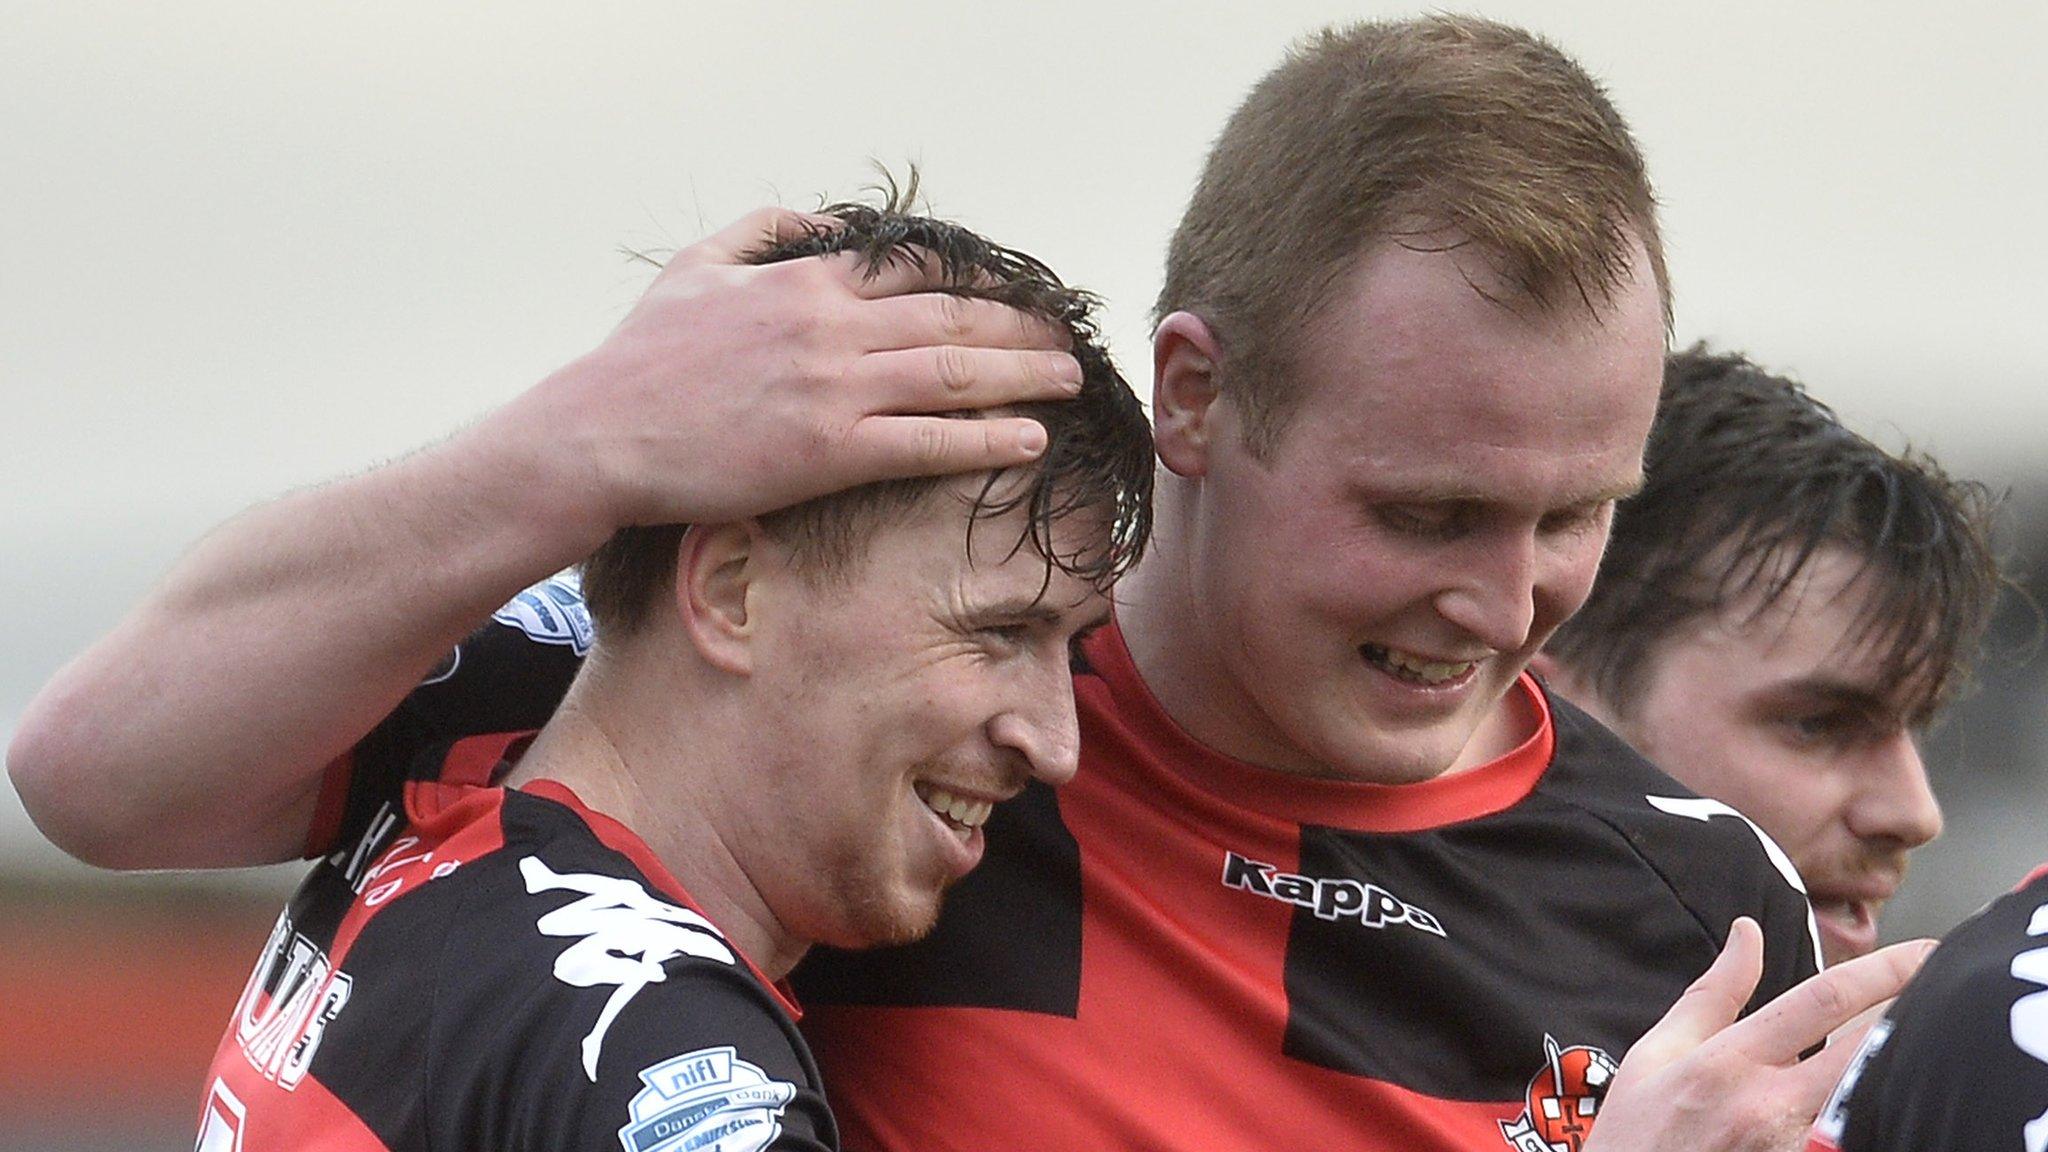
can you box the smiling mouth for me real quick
[1360,644,1479,687]
[913,781,995,842]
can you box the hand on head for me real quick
[484,205,1089,539]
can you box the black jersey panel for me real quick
[1833,874,2048,1152]
[1278,801,1722,1099]
[336,597,587,849]
[793,780,1083,1015]
[1278,695,1815,1098]
[1541,694,1822,1008]
[312,792,834,1152]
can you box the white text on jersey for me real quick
[1221,852,1446,937]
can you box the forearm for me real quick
[7,415,606,868]
[10,204,1089,870]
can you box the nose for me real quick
[1848,731,1944,850]
[987,660,1083,788]
[1432,530,1539,654]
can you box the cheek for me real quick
[1536,539,1609,625]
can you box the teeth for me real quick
[913,782,994,836]
[1813,899,1861,923]
[1364,645,1476,685]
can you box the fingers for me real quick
[673,207,841,270]
[857,345,1083,412]
[1621,917,1766,1078]
[856,289,1075,352]
[1778,996,1896,1103]
[1727,938,1934,1067]
[842,415,1051,482]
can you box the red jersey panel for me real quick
[795,623,1818,1152]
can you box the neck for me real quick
[505,644,809,980]
[1115,479,1322,774]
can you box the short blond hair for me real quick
[1157,15,1669,455]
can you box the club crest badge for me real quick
[1497,1035,1617,1152]
[617,1046,798,1152]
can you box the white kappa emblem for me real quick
[521,856,736,1080]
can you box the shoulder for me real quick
[1817,871,2048,1151]
[1535,686,1818,979]
[414,794,834,1148]
[1539,688,1799,889]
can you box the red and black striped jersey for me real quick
[202,726,835,1152]
[339,574,1818,1152]
[1808,864,2048,1152]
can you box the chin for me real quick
[829,889,945,951]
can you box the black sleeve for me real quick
[1814,872,2048,1152]
[427,847,838,1152]
[312,574,589,855]
[1544,696,1822,1009]
[465,966,837,1152]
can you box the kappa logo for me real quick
[617,1046,798,1152]
[522,856,738,1081]
[1221,852,1446,937]
[1497,1035,1617,1152]
[494,572,595,655]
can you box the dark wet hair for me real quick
[581,181,1153,637]
[1547,344,2001,722]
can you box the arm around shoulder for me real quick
[6,423,609,868]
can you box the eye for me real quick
[974,622,1035,651]
[1538,501,1610,537]
[1777,709,1876,748]
[1377,504,1466,541]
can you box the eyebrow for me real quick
[1353,474,1644,507]
[1759,676,1903,721]
[964,594,1110,629]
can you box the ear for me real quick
[673,521,774,675]
[1151,311,1226,478]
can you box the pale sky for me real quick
[5,0,2045,890]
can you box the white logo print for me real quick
[493,572,595,655]
[1647,795,1824,969]
[1221,852,1446,937]
[229,911,354,1089]
[2013,900,2048,1152]
[617,1047,797,1152]
[521,856,737,1080]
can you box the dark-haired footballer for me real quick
[189,202,1154,1151]
[1540,346,2002,965]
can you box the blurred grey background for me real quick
[4,1,2044,1146]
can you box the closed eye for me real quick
[1377,503,1470,541]
[1538,501,1611,537]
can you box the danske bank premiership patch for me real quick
[618,1046,797,1152]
